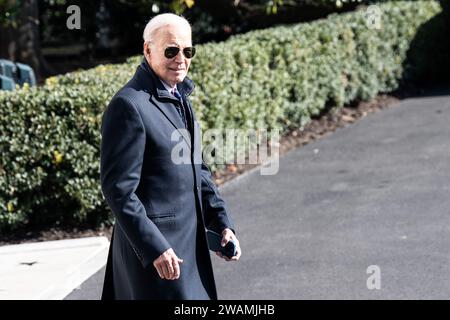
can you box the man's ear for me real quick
[144,42,151,57]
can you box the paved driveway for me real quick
[66,90,450,300]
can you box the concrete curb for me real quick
[0,237,109,300]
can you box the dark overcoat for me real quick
[100,59,235,300]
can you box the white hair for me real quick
[143,13,191,43]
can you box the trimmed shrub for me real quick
[403,0,450,83]
[0,1,444,232]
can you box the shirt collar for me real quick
[160,79,177,93]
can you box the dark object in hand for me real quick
[206,230,237,259]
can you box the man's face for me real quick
[145,24,192,87]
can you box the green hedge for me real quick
[0,1,444,232]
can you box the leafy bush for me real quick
[402,0,450,84]
[0,0,443,232]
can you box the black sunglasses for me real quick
[164,46,196,59]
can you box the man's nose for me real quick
[174,51,184,63]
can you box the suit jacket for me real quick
[100,59,235,300]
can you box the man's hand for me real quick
[153,248,184,280]
[215,228,241,261]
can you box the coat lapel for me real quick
[149,94,192,150]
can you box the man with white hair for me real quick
[100,13,241,300]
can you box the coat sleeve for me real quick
[100,96,171,269]
[200,161,236,235]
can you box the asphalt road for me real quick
[66,89,450,300]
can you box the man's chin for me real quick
[174,74,186,83]
[163,73,186,86]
